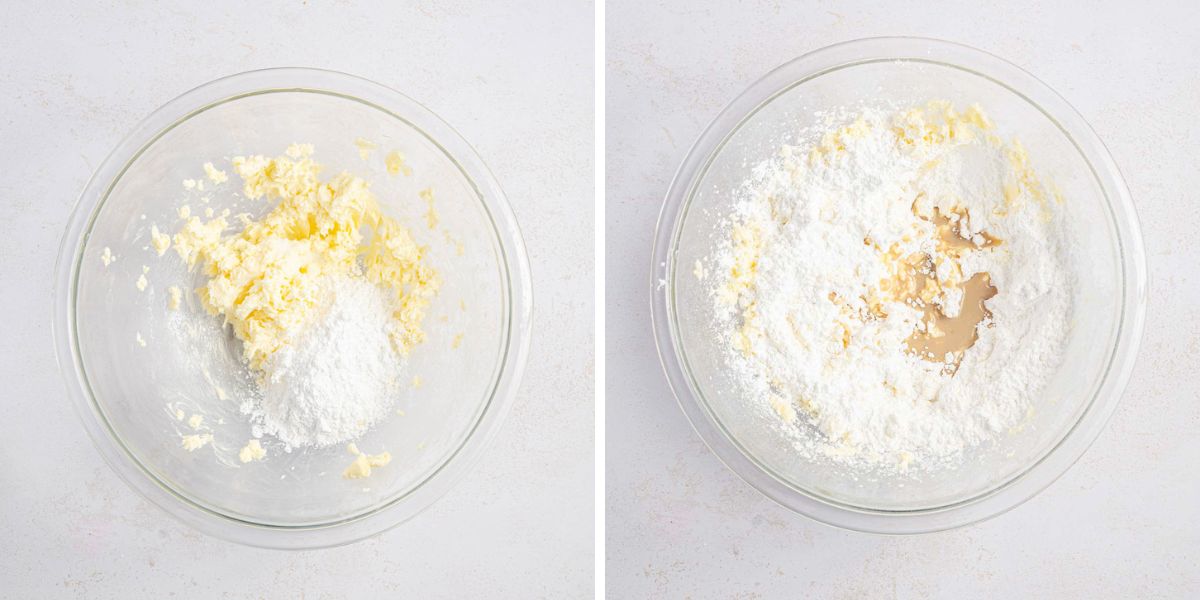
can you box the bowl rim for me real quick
[52,67,534,549]
[650,36,1148,534]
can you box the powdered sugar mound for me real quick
[248,274,405,449]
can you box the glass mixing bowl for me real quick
[652,38,1147,533]
[53,68,532,548]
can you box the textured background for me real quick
[0,1,593,597]
[606,0,1198,597]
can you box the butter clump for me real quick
[203,162,227,184]
[342,443,392,479]
[385,150,412,176]
[150,225,171,256]
[172,145,439,368]
[354,137,377,160]
[238,439,266,463]
[419,187,438,230]
[181,433,212,451]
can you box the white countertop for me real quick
[606,0,1198,597]
[0,1,593,597]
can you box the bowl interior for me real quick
[670,59,1124,511]
[74,90,509,526]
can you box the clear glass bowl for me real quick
[53,68,532,548]
[652,38,1147,533]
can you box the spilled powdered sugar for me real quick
[709,102,1074,472]
[245,274,405,449]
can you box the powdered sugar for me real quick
[710,102,1073,472]
[246,274,405,449]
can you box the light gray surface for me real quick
[0,1,593,597]
[607,1,1198,597]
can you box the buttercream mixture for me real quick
[708,101,1073,472]
[156,143,437,478]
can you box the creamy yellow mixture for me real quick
[157,144,439,478]
[172,143,439,369]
